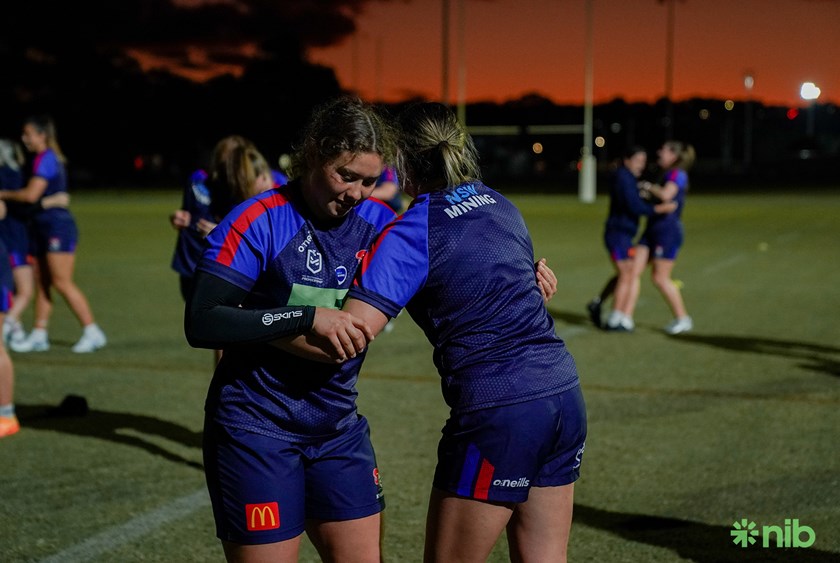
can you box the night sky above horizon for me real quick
[305,0,840,108]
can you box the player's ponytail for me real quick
[664,140,696,172]
[24,115,66,163]
[397,102,480,193]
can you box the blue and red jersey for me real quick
[196,183,396,440]
[171,169,213,277]
[0,239,13,313]
[31,149,66,197]
[349,181,579,413]
[604,165,655,237]
[30,148,75,237]
[0,163,30,265]
[172,168,291,278]
[644,167,688,237]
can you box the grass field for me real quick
[2,187,839,562]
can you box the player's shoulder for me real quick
[189,168,208,184]
[356,197,398,228]
[35,149,60,169]
[230,187,294,221]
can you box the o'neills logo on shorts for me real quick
[246,502,280,531]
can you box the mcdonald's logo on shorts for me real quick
[245,502,280,531]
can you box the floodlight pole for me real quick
[743,72,754,169]
[579,0,596,203]
[800,82,821,137]
[456,0,467,125]
[442,0,450,105]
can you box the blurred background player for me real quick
[0,139,30,347]
[0,116,105,353]
[0,139,69,348]
[370,165,403,213]
[0,202,19,437]
[587,146,675,331]
[629,140,695,334]
[170,136,278,365]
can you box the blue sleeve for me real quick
[665,169,689,190]
[34,152,59,181]
[271,169,288,187]
[348,204,429,318]
[618,171,655,216]
[197,190,301,291]
[356,197,398,232]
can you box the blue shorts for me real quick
[0,242,13,313]
[203,416,385,545]
[31,214,78,256]
[638,226,683,260]
[604,230,636,262]
[434,385,587,503]
[0,216,31,267]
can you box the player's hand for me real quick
[196,218,218,237]
[310,308,375,362]
[170,209,191,229]
[536,258,558,304]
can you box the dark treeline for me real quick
[3,41,838,190]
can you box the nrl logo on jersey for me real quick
[307,249,323,274]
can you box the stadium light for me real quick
[800,82,821,136]
[800,82,821,101]
[743,71,754,168]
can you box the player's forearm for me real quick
[185,272,315,349]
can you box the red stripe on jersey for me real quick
[354,217,401,285]
[473,458,495,500]
[366,196,395,212]
[216,191,288,267]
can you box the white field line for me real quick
[39,488,209,563]
[701,253,746,276]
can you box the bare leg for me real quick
[611,259,637,313]
[507,484,574,563]
[650,258,687,318]
[623,245,649,319]
[306,514,382,563]
[7,265,33,323]
[0,314,12,405]
[424,488,513,563]
[221,536,302,563]
[46,252,96,327]
[32,257,53,329]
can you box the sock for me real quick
[0,403,15,418]
[84,323,102,336]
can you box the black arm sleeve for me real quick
[185,270,315,349]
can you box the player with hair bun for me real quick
[629,140,695,334]
[588,145,676,332]
[291,102,584,562]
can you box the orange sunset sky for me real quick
[306,0,840,108]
